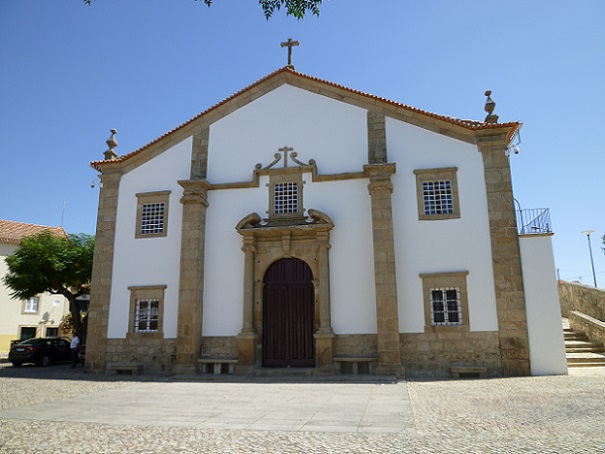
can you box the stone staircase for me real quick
[564,327,605,368]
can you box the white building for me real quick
[86,67,566,377]
[0,220,70,352]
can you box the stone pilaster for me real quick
[364,163,404,376]
[315,231,335,373]
[85,170,122,373]
[367,111,387,164]
[476,130,531,376]
[237,233,258,371]
[175,179,211,373]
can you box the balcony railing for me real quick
[516,208,552,235]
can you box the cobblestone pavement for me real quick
[0,362,604,453]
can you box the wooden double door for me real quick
[262,258,315,367]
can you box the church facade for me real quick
[86,67,566,378]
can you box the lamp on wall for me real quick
[580,230,598,287]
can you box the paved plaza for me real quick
[0,362,604,453]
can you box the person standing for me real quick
[70,334,80,368]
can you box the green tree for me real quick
[83,0,322,19]
[3,231,94,338]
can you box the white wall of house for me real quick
[386,118,499,333]
[107,137,191,339]
[1,243,70,351]
[519,234,568,375]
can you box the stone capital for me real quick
[178,179,212,206]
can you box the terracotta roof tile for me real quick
[0,220,67,245]
[91,66,521,169]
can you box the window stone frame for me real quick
[135,190,171,239]
[267,169,305,220]
[127,285,166,339]
[414,167,460,220]
[420,271,469,333]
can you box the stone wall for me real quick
[569,311,605,346]
[105,338,177,374]
[400,331,502,379]
[558,281,605,320]
[201,336,238,358]
[333,334,378,357]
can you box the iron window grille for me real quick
[134,299,159,333]
[430,287,462,326]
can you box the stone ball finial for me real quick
[484,90,499,124]
[104,128,118,161]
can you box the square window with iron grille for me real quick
[274,182,299,214]
[431,288,462,326]
[414,168,460,221]
[135,191,170,238]
[422,180,454,215]
[140,203,165,235]
[134,299,159,333]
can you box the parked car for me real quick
[8,337,71,367]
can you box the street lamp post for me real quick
[581,230,598,288]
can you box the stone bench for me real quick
[198,358,238,375]
[108,362,144,375]
[451,366,486,379]
[333,357,377,375]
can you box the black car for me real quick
[8,337,71,367]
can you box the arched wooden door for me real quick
[262,258,315,367]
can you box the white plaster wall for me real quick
[386,118,499,333]
[203,84,377,335]
[203,174,378,336]
[519,235,568,375]
[202,181,267,336]
[207,84,368,183]
[107,137,192,338]
[304,178,377,334]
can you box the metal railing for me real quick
[516,208,552,234]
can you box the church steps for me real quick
[564,327,605,368]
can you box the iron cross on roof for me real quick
[280,38,299,68]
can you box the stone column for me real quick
[364,163,404,376]
[175,179,211,374]
[85,170,122,373]
[476,130,531,376]
[314,230,335,373]
[237,233,258,371]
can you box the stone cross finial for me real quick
[280,38,299,68]
[104,129,118,161]
[484,90,499,124]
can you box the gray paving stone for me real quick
[1,363,604,453]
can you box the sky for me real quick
[1,0,604,285]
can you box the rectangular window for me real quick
[422,180,454,215]
[268,171,304,220]
[127,285,166,339]
[46,327,59,337]
[414,168,460,220]
[19,326,37,340]
[23,297,40,314]
[274,182,299,214]
[135,191,170,238]
[140,202,165,235]
[420,271,469,333]
[134,299,159,333]
[430,288,462,325]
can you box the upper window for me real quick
[414,168,460,220]
[420,271,469,333]
[135,191,170,238]
[268,172,304,219]
[22,297,40,314]
[127,285,166,338]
